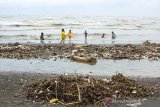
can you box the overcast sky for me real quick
[0,0,160,16]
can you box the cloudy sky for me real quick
[0,0,160,16]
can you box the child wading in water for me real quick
[60,29,66,44]
[101,33,105,44]
[112,31,117,39]
[68,30,73,43]
[40,32,45,43]
[101,33,105,38]
[84,30,88,38]
[40,32,45,40]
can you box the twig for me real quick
[77,83,81,102]
[65,102,80,106]
[95,97,108,105]
[55,80,58,99]
[57,101,65,105]
[58,101,80,106]
[46,96,49,101]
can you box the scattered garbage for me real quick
[0,41,160,60]
[24,73,153,106]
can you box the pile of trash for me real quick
[24,73,153,106]
[0,41,160,61]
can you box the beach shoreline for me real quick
[0,41,160,60]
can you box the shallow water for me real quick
[0,15,160,44]
[0,58,160,77]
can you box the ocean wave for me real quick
[0,35,4,38]
[0,23,81,28]
[51,23,65,26]
[105,24,122,27]
[0,24,34,27]
[9,24,33,27]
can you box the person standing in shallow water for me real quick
[101,33,105,38]
[40,32,45,40]
[84,30,88,38]
[67,30,73,43]
[101,33,105,44]
[40,32,45,43]
[112,31,117,39]
[60,29,66,44]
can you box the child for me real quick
[112,31,117,39]
[40,32,45,40]
[60,29,66,44]
[101,33,105,38]
[84,30,88,38]
[68,30,73,43]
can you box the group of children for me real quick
[40,29,117,44]
[40,29,74,44]
[101,31,117,39]
[60,29,73,44]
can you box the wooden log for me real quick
[71,56,97,63]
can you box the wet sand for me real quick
[0,72,160,107]
[0,72,61,107]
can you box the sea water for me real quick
[0,58,160,77]
[0,15,160,77]
[0,15,160,44]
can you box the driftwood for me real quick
[71,56,97,63]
